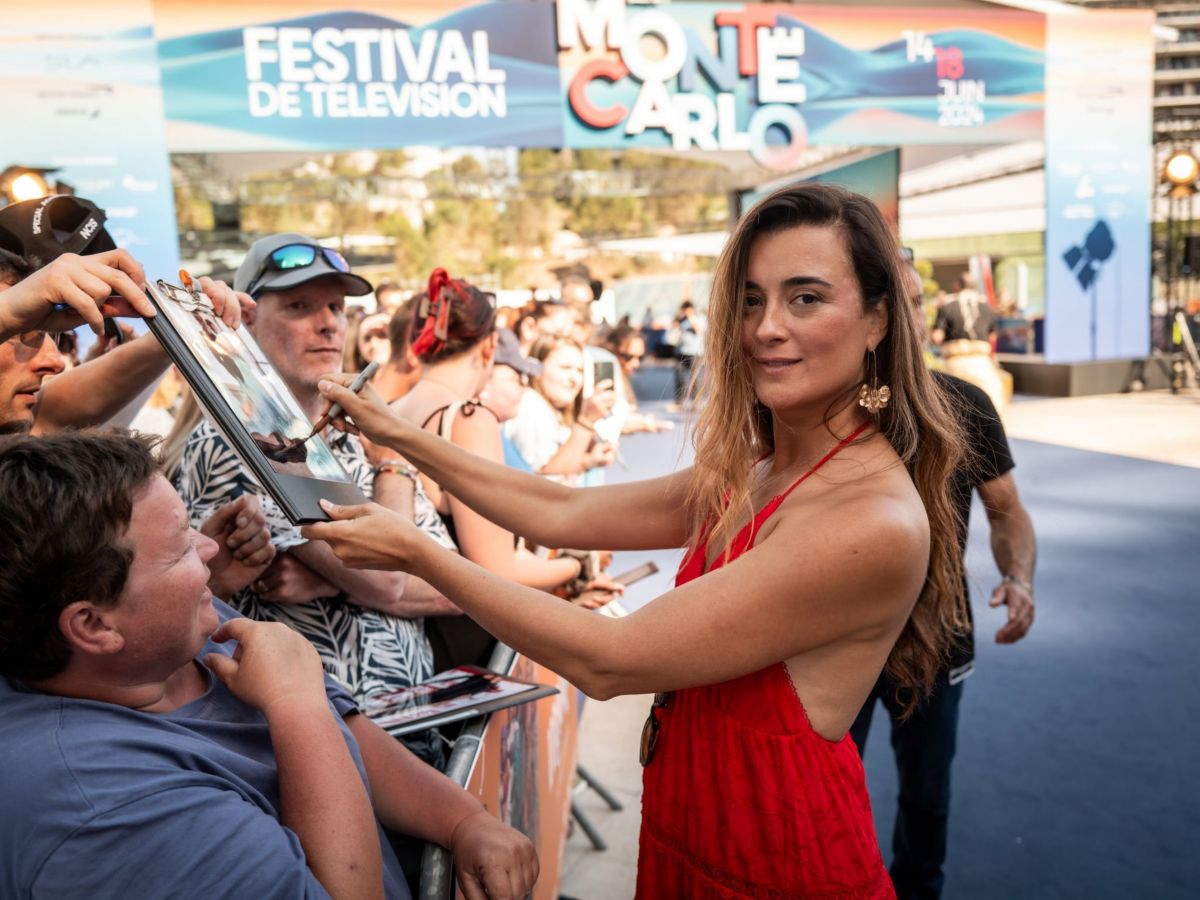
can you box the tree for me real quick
[380,213,434,284]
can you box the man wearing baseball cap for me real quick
[482,328,542,473]
[0,195,246,434]
[177,233,455,772]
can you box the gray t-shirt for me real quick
[0,601,409,899]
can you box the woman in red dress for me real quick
[305,183,967,898]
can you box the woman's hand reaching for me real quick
[315,373,406,449]
[301,500,429,573]
[570,576,625,610]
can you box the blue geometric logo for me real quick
[1063,221,1116,291]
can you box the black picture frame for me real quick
[143,278,367,523]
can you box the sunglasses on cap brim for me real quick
[246,243,350,296]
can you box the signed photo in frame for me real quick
[143,278,366,522]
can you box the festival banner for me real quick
[0,3,180,278]
[557,1,1045,170]
[1043,11,1154,363]
[152,0,565,151]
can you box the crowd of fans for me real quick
[0,190,704,899]
[0,187,1035,900]
[0,196,632,899]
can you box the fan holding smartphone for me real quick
[582,353,628,449]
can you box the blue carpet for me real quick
[861,438,1200,898]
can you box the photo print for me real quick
[144,278,366,522]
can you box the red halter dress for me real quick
[637,424,894,899]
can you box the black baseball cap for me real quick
[234,233,373,298]
[0,195,116,266]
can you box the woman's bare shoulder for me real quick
[772,443,930,582]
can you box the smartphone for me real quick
[103,317,126,345]
[593,359,616,388]
[612,560,659,587]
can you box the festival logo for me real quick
[155,1,565,150]
[557,0,1045,170]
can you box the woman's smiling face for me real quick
[536,344,584,411]
[741,224,887,417]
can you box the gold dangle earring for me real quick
[858,349,891,413]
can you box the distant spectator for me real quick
[506,334,615,485]
[482,329,541,472]
[932,273,996,347]
[391,270,585,669]
[559,298,626,482]
[373,295,423,403]
[670,300,704,410]
[514,299,575,355]
[494,304,522,331]
[558,276,594,312]
[374,280,408,315]
[605,324,673,434]
[344,309,391,374]
[932,273,1005,411]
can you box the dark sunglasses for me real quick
[617,351,644,362]
[639,692,671,767]
[246,243,350,296]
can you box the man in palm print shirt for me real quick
[177,233,458,766]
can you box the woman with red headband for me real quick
[390,269,619,669]
[307,185,967,897]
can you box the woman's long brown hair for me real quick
[686,183,968,713]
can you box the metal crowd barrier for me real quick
[418,642,518,900]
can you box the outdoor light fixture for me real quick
[1158,147,1200,392]
[0,166,56,205]
[1163,150,1199,198]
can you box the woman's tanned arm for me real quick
[318,376,690,552]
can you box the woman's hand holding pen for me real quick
[315,373,409,449]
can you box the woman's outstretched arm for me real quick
[302,489,929,700]
[441,403,580,590]
[317,375,690,552]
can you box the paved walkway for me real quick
[1003,389,1200,469]
[558,389,1200,899]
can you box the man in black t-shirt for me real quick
[931,276,997,345]
[930,273,1006,413]
[851,274,1037,900]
